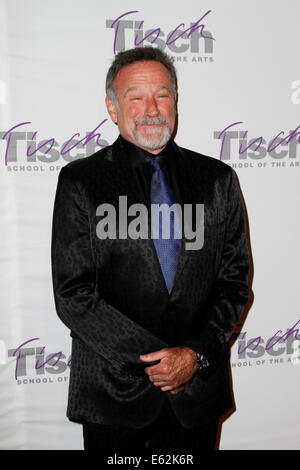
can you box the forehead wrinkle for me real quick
[114,62,173,99]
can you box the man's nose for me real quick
[145,96,159,116]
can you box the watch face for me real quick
[197,353,209,369]
[202,357,209,368]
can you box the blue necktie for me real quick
[146,155,182,293]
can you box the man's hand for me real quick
[140,347,198,395]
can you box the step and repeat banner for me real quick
[1,0,299,450]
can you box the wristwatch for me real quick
[196,352,209,371]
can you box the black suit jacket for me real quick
[51,135,250,429]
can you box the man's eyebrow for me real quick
[123,86,141,98]
[155,86,172,93]
[123,85,172,98]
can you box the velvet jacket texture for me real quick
[51,135,250,429]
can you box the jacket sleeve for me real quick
[182,168,250,379]
[51,165,167,372]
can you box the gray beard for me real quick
[133,117,172,150]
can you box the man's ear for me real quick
[105,97,118,124]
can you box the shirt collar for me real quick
[119,135,174,169]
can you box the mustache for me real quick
[134,116,169,126]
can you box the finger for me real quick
[148,370,173,382]
[160,384,179,392]
[144,365,162,376]
[152,380,171,387]
[149,373,171,384]
[144,364,169,377]
[140,348,168,363]
[170,387,184,395]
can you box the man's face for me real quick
[105,60,177,154]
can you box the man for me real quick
[51,47,250,452]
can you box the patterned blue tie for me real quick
[146,155,182,293]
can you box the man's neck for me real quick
[120,134,168,155]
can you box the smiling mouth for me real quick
[139,122,166,129]
[140,124,165,134]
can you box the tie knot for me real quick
[145,155,163,172]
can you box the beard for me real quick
[133,116,172,150]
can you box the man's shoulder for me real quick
[58,143,114,183]
[175,142,233,178]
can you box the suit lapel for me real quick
[168,142,204,297]
[108,136,144,206]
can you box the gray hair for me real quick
[106,47,177,104]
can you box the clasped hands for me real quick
[140,346,198,395]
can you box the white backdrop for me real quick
[1,0,300,450]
